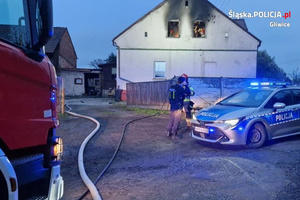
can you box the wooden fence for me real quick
[126,77,258,109]
[126,80,176,109]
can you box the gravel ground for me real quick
[57,97,300,200]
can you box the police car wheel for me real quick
[247,123,267,148]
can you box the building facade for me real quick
[113,0,261,91]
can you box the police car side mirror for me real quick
[273,102,286,111]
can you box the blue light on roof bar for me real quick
[260,82,270,86]
[250,82,288,87]
[250,82,259,86]
[274,82,287,86]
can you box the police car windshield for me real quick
[218,89,273,107]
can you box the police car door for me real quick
[291,89,300,132]
[265,89,300,138]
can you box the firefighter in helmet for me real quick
[167,77,190,139]
[181,74,195,128]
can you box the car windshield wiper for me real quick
[231,104,259,108]
[218,102,242,106]
[226,104,248,107]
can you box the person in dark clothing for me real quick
[181,73,195,128]
[166,77,190,139]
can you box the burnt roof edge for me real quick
[112,0,261,48]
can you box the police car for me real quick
[191,82,300,148]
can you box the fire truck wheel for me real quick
[247,123,267,148]
[0,171,8,199]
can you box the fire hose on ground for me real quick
[65,104,157,200]
[65,102,164,200]
[65,105,102,200]
[64,76,195,199]
[77,112,161,200]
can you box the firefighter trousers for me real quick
[167,109,183,135]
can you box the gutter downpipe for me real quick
[113,42,133,84]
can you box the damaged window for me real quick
[168,20,179,38]
[194,21,206,38]
[154,61,166,78]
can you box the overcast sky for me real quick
[53,0,299,76]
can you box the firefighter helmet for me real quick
[181,73,188,82]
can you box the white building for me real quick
[113,0,261,91]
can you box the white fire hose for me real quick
[65,109,102,200]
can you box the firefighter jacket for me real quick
[169,84,190,111]
[183,82,195,102]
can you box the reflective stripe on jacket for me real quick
[183,85,194,102]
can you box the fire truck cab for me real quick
[0,0,63,199]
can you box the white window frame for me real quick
[154,61,166,79]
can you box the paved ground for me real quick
[57,97,300,200]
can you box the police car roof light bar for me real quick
[250,82,288,87]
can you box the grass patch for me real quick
[120,106,169,116]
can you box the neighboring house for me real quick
[45,27,77,71]
[45,27,86,96]
[113,0,261,92]
[45,27,115,97]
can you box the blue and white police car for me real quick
[191,82,300,148]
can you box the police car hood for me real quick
[196,105,256,121]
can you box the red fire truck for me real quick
[0,0,64,199]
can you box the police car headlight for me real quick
[224,119,240,126]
